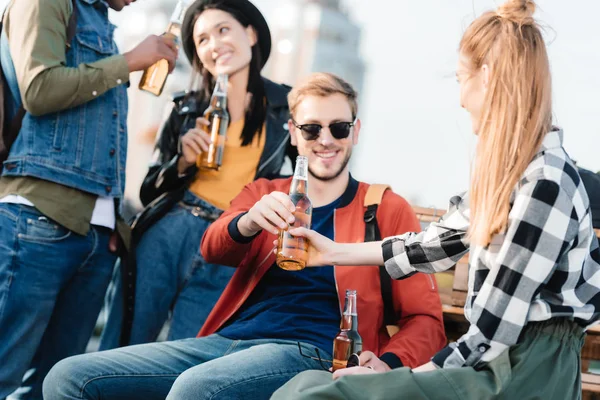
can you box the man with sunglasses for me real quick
[43,73,445,400]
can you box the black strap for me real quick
[119,239,135,347]
[66,0,78,48]
[363,203,397,327]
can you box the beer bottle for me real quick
[139,0,188,96]
[332,289,363,372]
[197,74,230,170]
[276,156,312,271]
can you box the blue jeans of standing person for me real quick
[43,334,327,400]
[0,203,116,400]
[99,191,234,348]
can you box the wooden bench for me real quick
[412,206,600,398]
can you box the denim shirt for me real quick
[1,0,128,198]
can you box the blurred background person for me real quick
[99,0,298,349]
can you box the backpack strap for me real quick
[364,184,399,335]
[66,0,78,47]
[364,184,389,242]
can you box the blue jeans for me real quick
[99,191,234,348]
[43,334,328,400]
[0,203,116,400]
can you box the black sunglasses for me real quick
[292,119,356,141]
[297,343,360,372]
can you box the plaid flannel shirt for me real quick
[383,129,600,368]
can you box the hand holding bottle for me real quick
[177,117,211,174]
[275,156,312,271]
[124,35,178,73]
[238,192,296,237]
[282,227,385,267]
[277,227,337,266]
[138,0,188,96]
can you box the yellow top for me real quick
[189,120,266,210]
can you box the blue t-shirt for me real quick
[218,197,341,354]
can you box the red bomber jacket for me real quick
[199,175,446,368]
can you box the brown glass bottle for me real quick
[332,289,363,372]
[276,156,312,271]
[197,74,229,170]
[139,0,187,96]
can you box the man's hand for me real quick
[238,192,296,237]
[331,351,391,380]
[332,366,377,380]
[124,34,178,73]
[357,351,392,372]
[177,118,211,174]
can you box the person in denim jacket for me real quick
[99,0,297,350]
[0,0,177,398]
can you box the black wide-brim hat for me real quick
[181,0,272,69]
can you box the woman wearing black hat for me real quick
[100,0,297,349]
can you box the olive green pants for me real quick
[272,318,585,400]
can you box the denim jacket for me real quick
[1,0,128,198]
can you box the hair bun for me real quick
[497,0,536,25]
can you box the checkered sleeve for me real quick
[432,179,580,368]
[382,194,470,280]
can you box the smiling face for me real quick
[192,9,257,78]
[289,94,360,182]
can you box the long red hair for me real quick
[461,0,552,246]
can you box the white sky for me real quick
[2,0,598,208]
[257,0,600,207]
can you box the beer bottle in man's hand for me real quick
[197,74,230,170]
[332,289,363,371]
[139,0,188,96]
[276,156,312,270]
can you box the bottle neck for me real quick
[292,157,309,181]
[166,22,181,34]
[210,75,228,110]
[170,1,188,25]
[290,177,308,195]
[340,314,358,331]
[340,293,358,331]
[210,94,227,110]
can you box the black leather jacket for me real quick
[139,77,297,208]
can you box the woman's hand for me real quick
[332,366,377,380]
[271,228,385,267]
[177,117,211,173]
[271,227,341,266]
[331,351,391,380]
[356,351,392,373]
[411,361,438,373]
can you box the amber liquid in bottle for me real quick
[198,74,229,170]
[332,290,362,371]
[139,0,187,96]
[138,26,179,96]
[276,156,312,271]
